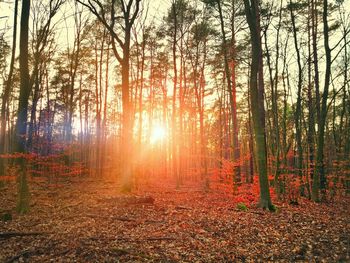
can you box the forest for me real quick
[0,0,349,261]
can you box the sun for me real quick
[150,125,167,144]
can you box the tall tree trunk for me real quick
[171,1,179,188]
[0,0,19,176]
[200,42,208,189]
[120,33,133,191]
[244,0,273,210]
[312,0,331,202]
[15,0,31,214]
[101,40,110,176]
[67,4,84,142]
[217,0,241,189]
[289,1,304,195]
[27,67,42,150]
[306,0,314,199]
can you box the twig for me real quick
[0,232,48,239]
[114,216,136,222]
[58,201,84,211]
[116,236,176,242]
[144,220,164,224]
[4,249,31,263]
[146,237,176,241]
[175,206,191,210]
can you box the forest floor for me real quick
[0,177,349,262]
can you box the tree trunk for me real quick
[217,0,241,189]
[171,1,179,188]
[312,0,331,202]
[289,1,304,195]
[0,0,19,176]
[15,0,31,214]
[244,0,273,210]
[120,35,133,191]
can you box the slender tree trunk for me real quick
[120,31,133,191]
[67,6,83,142]
[217,0,241,189]
[289,1,304,195]
[101,40,110,176]
[200,43,208,189]
[312,0,331,202]
[15,0,31,214]
[171,1,179,188]
[306,0,314,199]
[0,0,19,176]
[247,77,254,184]
[244,0,273,210]
[27,67,42,150]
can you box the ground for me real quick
[0,177,349,262]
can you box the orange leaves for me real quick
[0,152,37,160]
[0,175,16,182]
[0,143,86,184]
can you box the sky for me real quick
[0,0,170,50]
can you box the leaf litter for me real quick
[0,178,349,262]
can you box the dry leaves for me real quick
[0,179,349,262]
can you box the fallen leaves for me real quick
[0,178,349,262]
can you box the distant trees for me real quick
[77,0,142,191]
[0,0,18,176]
[27,0,65,149]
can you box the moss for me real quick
[269,204,278,212]
[0,212,12,221]
[236,202,248,211]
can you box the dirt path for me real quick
[0,178,349,262]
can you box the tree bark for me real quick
[312,0,331,202]
[243,0,273,210]
[217,0,241,189]
[289,1,304,195]
[15,0,31,214]
[0,0,19,175]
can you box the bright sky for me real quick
[0,0,170,49]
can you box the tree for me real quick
[312,0,331,201]
[243,0,273,210]
[0,0,18,175]
[15,0,31,214]
[288,0,305,195]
